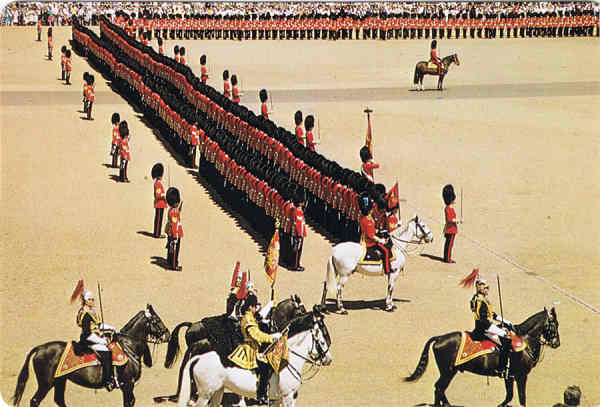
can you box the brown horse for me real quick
[413,54,460,91]
[404,307,560,407]
[12,304,170,407]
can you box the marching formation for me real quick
[11,3,586,406]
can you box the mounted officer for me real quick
[76,290,119,391]
[469,274,513,378]
[429,39,442,74]
[359,193,392,274]
[228,293,282,405]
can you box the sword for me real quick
[97,282,105,329]
[497,275,504,329]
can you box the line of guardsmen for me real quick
[107,9,599,42]
[73,16,398,266]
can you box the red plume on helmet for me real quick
[230,261,241,289]
[70,279,84,304]
[459,268,479,288]
[236,271,248,299]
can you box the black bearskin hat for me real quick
[442,184,456,205]
[200,54,206,65]
[564,386,581,406]
[157,36,163,45]
[83,71,89,80]
[151,163,164,179]
[119,121,129,138]
[65,49,71,58]
[293,190,306,205]
[294,110,303,126]
[259,88,268,103]
[179,46,185,56]
[88,75,94,85]
[431,39,437,49]
[61,45,67,53]
[375,183,386,196]
[305,115,314,131]
[360,145,372,163]
[166,187,181,207]
[359,192,373,216]
[111,112,120,125]
[222,69,229,80]
[174,45,179,54]
[231,74,238,86]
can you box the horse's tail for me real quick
[12,345,42,406]
[326,254,338,296]
[413,64,419,84]
[176,354,201,407]
[404,336,438,382]
[165,321,192,368]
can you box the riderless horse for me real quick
[176,306,332,407]
[404,307,560,407]
[322,216,433,314]
[413,54,460,91]
[155,296,306,403]
[12,304,170,407]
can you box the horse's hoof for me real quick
[385,304,397,312]
[339,308,348,315]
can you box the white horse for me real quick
[176,308,332,407]
[323,215,433,314]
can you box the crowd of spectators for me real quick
[4,2,600,28]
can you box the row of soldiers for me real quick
[111,11,600,41]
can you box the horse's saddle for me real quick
[54,341,128,378]
[426,61,438,70]
[200,314,244,367]
[358,240,396,266]
[454,331,526,367]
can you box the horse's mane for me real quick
[120,310,145,334]
[285,312,315,339]
[514,309,547,337]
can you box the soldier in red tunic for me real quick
[119,121,130,182]
[359,193,392,274]
[152,163,167,238]
[200,54,208,84]
[157,36,164,55]
[179,46,186,65]
[259,89,269,120]
[291,193,307,272]
[223,70,231,99]
[173,45,180,63]
[294,110,304,146]
[110,113,121,168]
[305,115,316,152]
[430,39,442,75]
[231,75,240,104]
[165,187,183,271]
[360,146,379,183]
[443,184,462,263]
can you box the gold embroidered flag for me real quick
[364,108,373,156]
[264,223,280,287]
[266,333,289,372]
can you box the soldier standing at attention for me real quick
[110,113,121,168]
[305,115,316,152]
[223,69,231,99]
[86,74,95,120]
[165,187,183,271]
[179,46,186,65]
[64,49,72,85]
[119,121,130,182]
[290,193,307,271]
[37,16,42,41]
[47,27,53,60]
[294,110,304,146]
[152,163,167,238]
[173,45,180,63]
[61,46,68,80]
[430,39,442,75]
[200,54,208,84]
[231,75,240,104]
[259,89,269,120]
[157,36,164,55]
[442,184,462,263]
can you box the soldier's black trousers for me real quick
[154,207,164,237]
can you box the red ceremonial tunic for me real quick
[293,206,307,237]
[232,86,240,103]
[166,207,183,238]
[224,81,231,99]
[112,125,120,145]
[306,130,315,152]
[360,214,378,247]
[201,66,208,84]
[444,205,457,234]
[295,125,304,145]
[154,180,167,208]
[261,102,268,120]
[361,160,379,182]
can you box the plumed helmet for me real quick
[166,187,181,207]
[231,74,238,86]
[82,290,94,301]
[111,112,120,125]
[200,54,206,65]
[475,278,489,293]
[179,46,185,56]
[151,163,164,179]
[305,115,314,131]
[174,45,179,54]
[119,121,129,138]
[431,39,437,49]
[442,184,456,205]
[359,192,373,216]
[564,386,581,406]
[294,110,303,126]
[259,88,268,103]
[360,145,372,163]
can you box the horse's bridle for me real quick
[286,317,331,383]
[391,217,430,246]
[540,314,560,349]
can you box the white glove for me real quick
[271,332,282,342]
[495,316,512,326]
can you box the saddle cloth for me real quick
[427,61,439,70]
[54,341,128,378]
[454,331,527,367]
[357,243,396,266]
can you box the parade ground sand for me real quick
[1,27,599,406]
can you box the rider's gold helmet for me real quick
[475,279,489,294]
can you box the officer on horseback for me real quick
[430,39,442,75]
[359,193,392,275]
[228,293,282,405]
[76,290,119,391]
[470,277,513,379]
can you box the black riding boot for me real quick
[99,351,115,391]
[497,336,512,379]
[256,361,272,405]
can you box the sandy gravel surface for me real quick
[1,26,599,407]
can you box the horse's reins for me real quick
[390,219,429,246]
[282,323,330,383]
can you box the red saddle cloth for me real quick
[454,332,526,367]
[54,341,128,378]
